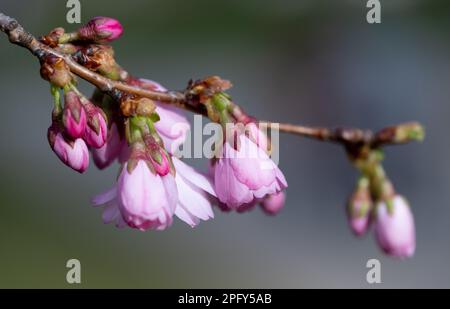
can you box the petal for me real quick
[175,205,200,228]
[91,186,117,206]
[172,157,216,197]
[176,173,214,220]
[102,201,119,224]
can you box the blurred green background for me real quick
[1,0,450,288]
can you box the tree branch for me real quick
[0,12,424,151]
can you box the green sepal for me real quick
[50,85,62,114]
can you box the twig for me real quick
[0,12,423,150]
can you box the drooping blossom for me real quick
[374,195,416,259]
[214,133,287,209]
[93,160,178,231]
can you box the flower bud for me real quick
[374,195,416,259]
[63,91,87,139]
[83,102,108,148]
[347,177,373,236]
[144,135,172,176]
[261,192,286,215]
[78,17,123,43]
[47,125,89,173]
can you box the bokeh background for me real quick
[0,0,449,288]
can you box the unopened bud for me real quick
[47,124,89,173]
[376,122,425,145]
[63,91,87,139]
[261,192,285,215]
[78,16,123,43]
[374,195,416,259]
[83,101,108,148]
[347,177,373,236]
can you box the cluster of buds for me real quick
[347,145,417,259]
[47,86,108,173]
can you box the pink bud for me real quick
[79,16,123,43]
[83,104,108,148]
[48,127,89,173]
[63,91,87,139]
[261,192,286,215]
[347,178,372,237]
[375,195,416,259]
[149,149,171,176]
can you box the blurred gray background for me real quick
[0,0,449,288]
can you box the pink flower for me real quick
[374,195,416,259]
[93,160,177,231]
[63,91,86,139]
[79,17,123,43]
[83,104,108,148]
[92,123,125,169]
[136,79,190,154]
[48,127,89,173]
[214,134,287,209]
[260,192,286,215]
[172,157,215,227]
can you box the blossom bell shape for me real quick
[214,134,287,209]
[93,160,178,231]
[374,195,416,259]
[63,91,87,139]
[48,125,89,173]
[78,17,123,43]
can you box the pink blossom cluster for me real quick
[48,90,108,173]
[48,78,287,231]
[43,16,416,259]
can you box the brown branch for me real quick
[0,12,424,150]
